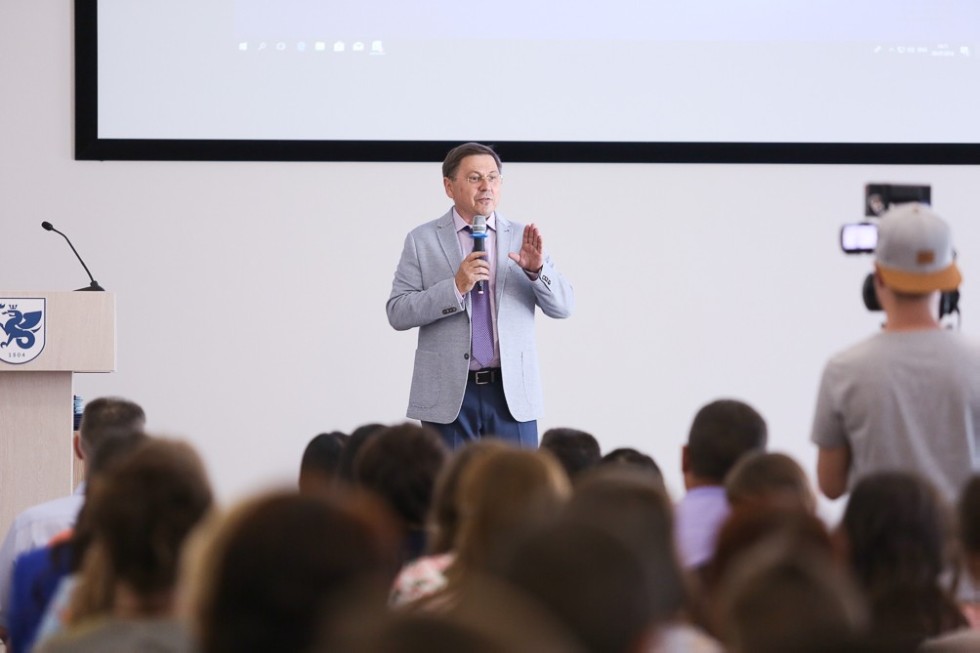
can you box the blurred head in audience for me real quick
[354,423,448,561]
[337,422,386,483]
[76,396,146,472]
[539,428,601,480]
[414,448,571,610]
[683,399,767,488]
[195,490,400,653]
[493,518,659,653]
[299,431,347,494]
[426,439,510,556]
[598,447,663,482]
[565,467,688,623]
[62,431,150,575]
[725,451,816,513]
[840,471,965,649]
[70,438,213,623]
[322,573,585,653]
[715,538,868,653]
[704,505,834,601]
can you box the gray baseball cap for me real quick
[875,202,961,293]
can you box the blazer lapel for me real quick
[436,210,463,277]
[495,214,513,305]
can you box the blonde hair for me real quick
[452,448,571,576]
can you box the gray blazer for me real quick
[387,210,574,424]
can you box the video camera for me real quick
[840,183,959,318]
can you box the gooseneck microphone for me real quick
[471,215,488,294]
[41,221,105,291]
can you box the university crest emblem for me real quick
[0,298,46,364]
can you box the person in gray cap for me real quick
[811,202,980,502]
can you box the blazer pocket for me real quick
[521,350,541,403]
[410,349,443,409]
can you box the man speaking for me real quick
[387,143,574,449]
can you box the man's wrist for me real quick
[524,263,543,279]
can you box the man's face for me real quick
[443,154,502,223]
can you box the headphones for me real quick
[861,272,960,318]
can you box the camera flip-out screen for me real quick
[841,223,878,254]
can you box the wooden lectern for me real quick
[0,291,115,538]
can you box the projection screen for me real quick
[75,0,980,163]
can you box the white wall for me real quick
[3,2,980,515]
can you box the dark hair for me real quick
[540,428,602,479]
[717,540,868,653]
[337,423,386,482]
[686,399,767,482]
[199,491,400,653]
[88,439,212,598]
[705,505,833,595]
[598,447,663,480]
[338,612,507,653]
[842,472,966,647]
[495,520,657,653]
[353,423,448,528]
[78,397,146,456]
[442,143,502,179]
[959,475,980,554]
[299,431,347,492]
[565,467,688,623]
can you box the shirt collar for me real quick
[452,208,496,233]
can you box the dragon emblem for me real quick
[0,304,43,350]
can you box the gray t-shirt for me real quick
[811,329,980,501]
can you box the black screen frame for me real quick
[74,0,980,165]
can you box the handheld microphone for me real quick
[471,215,488,294]
[41,221,105,291]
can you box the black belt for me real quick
[468,368,501,385]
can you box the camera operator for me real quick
[811,202,980,502]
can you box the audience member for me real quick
[412,447,571,611]
[598,447,663,482]
[326,573,585,653]
[714,538,869,653]
[539,428,602,480]
[725,451,816,514]
[6,432,147,653]
[810,203,980,502]
[35,439,213,653]
[390,440,508,607]
[839,471,966,651]
[353,424,448,563]
[0,397,146,643]
[336,423,386,483]
[565,466,720,653]
[674,399,768,570]
[493,518,659,653]
[299,431,347,494]
[703,505,835,611]
[193,490,400,653]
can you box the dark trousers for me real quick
[423,374,537,451]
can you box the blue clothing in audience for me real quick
[8,545,72,653]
